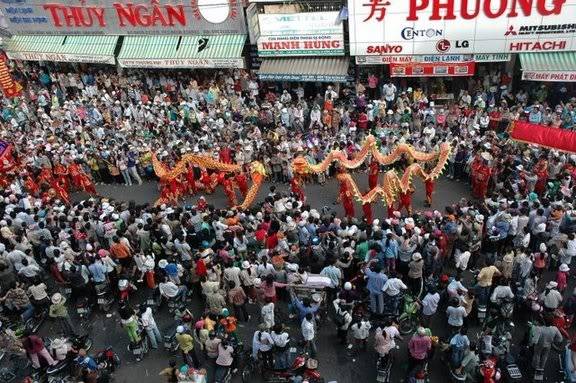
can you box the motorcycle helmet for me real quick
[344,282,352,291]
[176,326,185,334]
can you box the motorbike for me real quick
[163,309,193,352]
[25,306,48,334]
[127,325,149,362]
[376,353,393,383]
[258,350,324,383]
[479,356,501,383]
[95,346,121,374]
[45,334,93,381]
[398,294,420,335]
[75,296,93,319]
[94,282,114,313]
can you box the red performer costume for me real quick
[339,180,355,218]
[24,175,40,196]
[290,176,306,203]
[534,157,549,196]
[53,163,69,190]
[472,160,492,200]
[200,170,214,194]
[362,201,373,225]
[69,162,97,195]
[197,196,207,212]
[38,167,53,187]
[397,188,414,215]
[235,172,248,198]
[469,154,482,193]
[186,165,197,195]
[222,177,237,207]
[51,180,70,205]
[159,179,172,204]
[219,147,233,164]
[425,178,435,207]
[368,160,379,190]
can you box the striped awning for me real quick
[117,35,246,69]
[520,52,576,82]
[258,57,350,83]
[4,35,118,64]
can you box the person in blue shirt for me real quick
[75,349,98,372]
[88,257,107,284]
[382,232,399,273]
[364,259,388,315]
[528,105,543,124]
[290,290,319,323]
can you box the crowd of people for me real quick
[0,62,575,383]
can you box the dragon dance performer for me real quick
[290,175,306,203]
[50,179,70,205]
[0,159,16,188]
[222,174,237,208]
[68,161,97,195]
[368,159,379,190]
[235,172,248,199]
[425,178,435,207]
[200,169,216,194]
[362,200,373,225]
[471,153,492,200]
[24,174,40,196]
[337,175,355,218]
[37,167,53,188]
[186,164,197,195]
[53,162,70,190]
[397,188,414,216]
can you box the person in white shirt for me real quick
[374,320,403,358]
[270,324,290,369]
[140,305,162,349]
[301,313,317,358]
[349,317,372,351]
[421,287,440,326]
[490,280,514,304]
[333,298,353,346]
[447,275,468,298]
[252,325,274,368]
[382,81,397,109]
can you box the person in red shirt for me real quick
[368,160,379,190]
[186,165,197,195]
[235,172,248,198]
[265,231,278,250]
[397,188,414,215]
[255,224,267,244]
[222,176,237,208]
[362,201,373,225]
[357,112,368,130]
[339,179,355,218]
[424,178,435,207]
[290,176,306,203]
[219,146,232,164]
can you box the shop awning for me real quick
[4,35,118,64]
[117,35,246,69]
[520,52,576,82]
[258,58,350,82]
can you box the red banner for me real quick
[0,53,22,98]
[390,62,475,77]
[510,121,576,154]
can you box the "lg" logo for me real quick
[436,39,451,53]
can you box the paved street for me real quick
[29,176,566,383]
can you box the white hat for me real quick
[539,243,547,252]
[417,327,427,336]
[176,325,185,334]
[253,278,262,287]
[86,244,93,252]
[51,293,65,305]
[158,259,168,268]
[344,282,352,291]
[560,263,570,272]
[475,214,485,223]
[412,253,422,261]
[546,281,558,289]
[242,261,250,269]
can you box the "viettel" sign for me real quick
[2,0,246,35]
[348,0,576,55]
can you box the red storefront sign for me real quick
[390,61,475,77]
